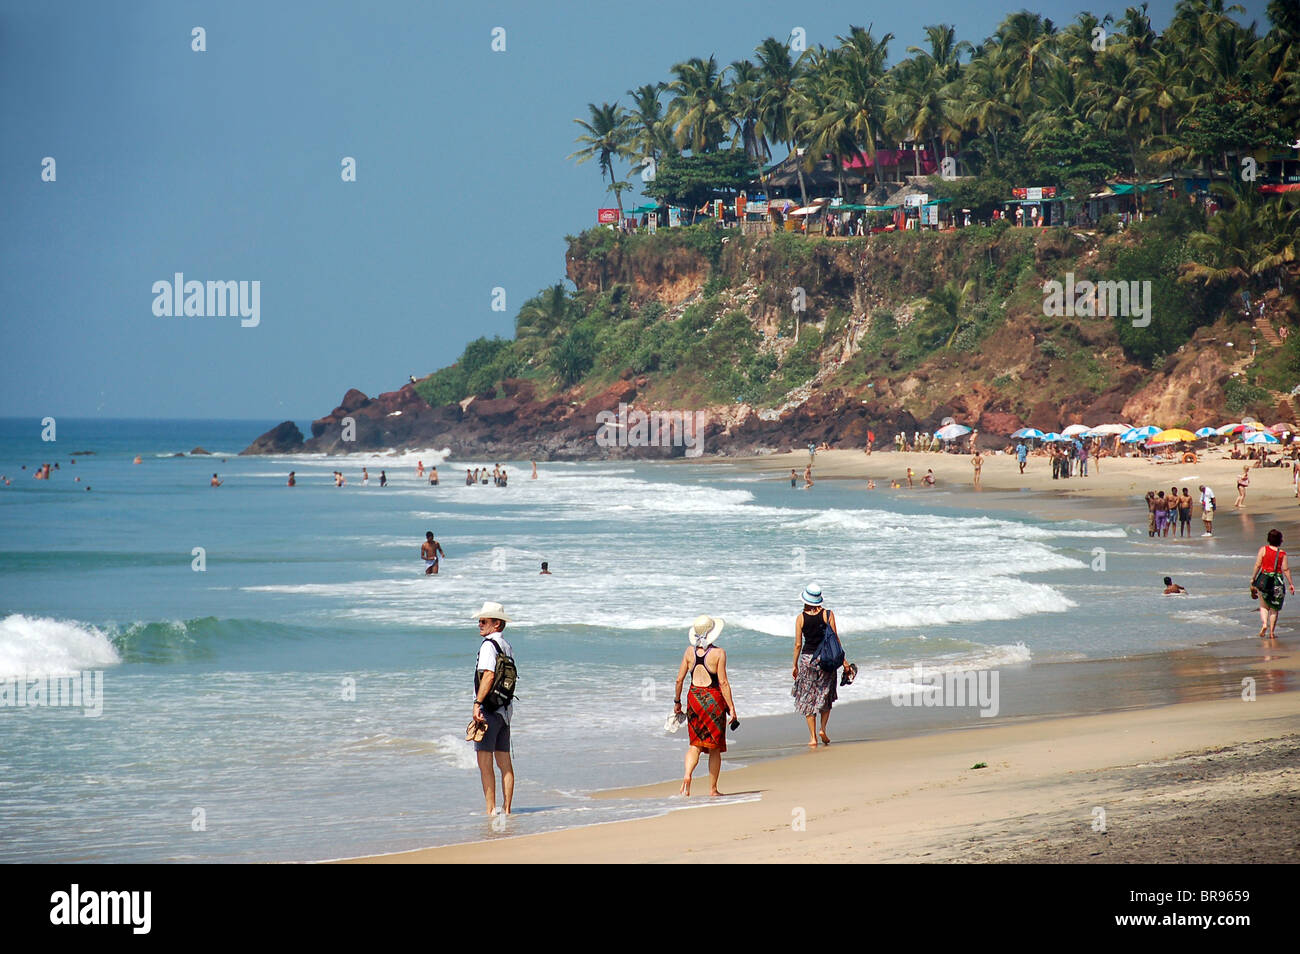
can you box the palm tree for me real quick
[993,11,1060,109]
[626,83,673,176]
[1182,187,1300,288]
[956,47,1016,163]
[755,36,810,204]
[727,59,770,162]
[665,56,732,154]
[515,284,574,353]
[569,102,633,212]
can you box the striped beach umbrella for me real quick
[1041,432,1065,442]
[1089,423,1132,435]
[1194,427,1218,437]
[1244,431,1280,444]
[934,423,972,440]
[1061,424,1092,436]
[1012,427,1045,439]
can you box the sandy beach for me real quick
[353,639,1297,864]
[340,447,1300,865]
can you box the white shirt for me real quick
[476,632,514,720]
[1201,487,1215,509]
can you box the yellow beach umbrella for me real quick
[1153,428,1197,443]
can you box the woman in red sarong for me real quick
[673,615,738,796]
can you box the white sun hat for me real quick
[471,601,513,622]
[687,614,725,647]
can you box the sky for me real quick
[0,0,1274,419]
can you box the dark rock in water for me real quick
[190,447,211,455]
[70,451,96,456]
[240,421,305,455]
[172,452,185,457]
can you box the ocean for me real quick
[0,418,1256,861]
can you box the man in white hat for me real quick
[672,615,738,796]
[471,601,515,816]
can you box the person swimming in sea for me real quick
[421,531,446,576]
[362,467,370,485]
[379,470,387,487]
[287,471,296,487]
[210,473,222,487]
[429,466,439,486]
[803,463,814,489]
[790,468,797,487]
[540,562,551,575]
[466,469,474,486]
[1163,576,1187,594]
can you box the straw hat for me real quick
[687,614,724,647]
[471,601,513,622]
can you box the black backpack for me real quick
[481,638,517,711]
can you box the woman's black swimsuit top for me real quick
[801,611,827,656]
[693,647,720,689]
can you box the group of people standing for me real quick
[1145,486,1205,538]
[466,465,508,486]
[469,584,858,814]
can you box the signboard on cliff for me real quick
[597,208,619,224]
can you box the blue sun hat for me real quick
[801,583,823,606]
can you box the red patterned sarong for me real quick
[687,685,727,751]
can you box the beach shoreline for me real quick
[345,634,1298,864]
[337,450,1300,865]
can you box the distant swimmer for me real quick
[803,463,814,489]
[531,460,537,480]
[287,471,296,487]
[363,467,370,485]
[210,473,222,487]
[417,460,425,478]
[421,531,446,575]
[866,480,876,490]
[379,470,388,487]
[500,469,507,488]
[133,456,142,465]
[430,466,439,486]
[540,562,551,575]
[790,468,797,487]
[334,471,346,487]
[466,469,474,486]
[1163,576,1187,595]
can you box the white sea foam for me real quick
[0,614,121,677]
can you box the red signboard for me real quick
[597,208,619,224]
[1012,186,1057,199]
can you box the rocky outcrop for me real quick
[238,422,304,455]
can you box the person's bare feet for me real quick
[710,789,724,797]
[679,778,691,796]
[807,738,818,748]
[819,731,831,746]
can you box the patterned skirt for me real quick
[792,652,837,716]
[687,685,727,751]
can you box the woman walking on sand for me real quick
[1235,466,1251,509]
[792,584,856,747]
[672,615,738,796]
[1251,529,1295,640]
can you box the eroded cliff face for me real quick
[245,229,1293,458]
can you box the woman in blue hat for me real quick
[792,584,856,746]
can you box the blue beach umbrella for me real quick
[1040,432,1065,442]
[1012,428,1045,439]
[1244,431,1279,444]
[1194,427,1218,438]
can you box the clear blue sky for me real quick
[0,0,1272,419]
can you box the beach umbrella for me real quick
[934,423,972,441]
[1153,428,1197,443]
[1244,431,1279,444]
[1089,423,1132,435]
[1119,428,1145,443]
[1012,428,1045,439]
[1130,425,1161,439]
[1267,423,1293,435]
[1217,423,1248,435]
[1061,424,1092,436]
[1194,427,1218,438]
[1041,432,1065,442]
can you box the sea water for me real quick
[0,418,1254,861]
